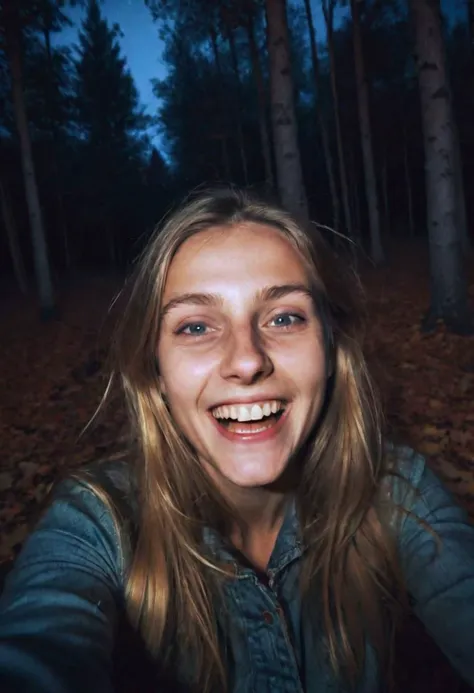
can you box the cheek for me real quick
[158,343,218,401]
[278,338,326,390]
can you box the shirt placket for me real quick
[228,569,304,693]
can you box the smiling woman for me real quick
[157,222,326,496]
[0,187,474,693]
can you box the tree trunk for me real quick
[347,144,360,265]
[106,221,117,269]
[226,26,249,186]
[44,24,71,269]
[209,24,233,181]
[0,179,28,294]
[265,0,308,218]
[350,0,384,264]
[402,125,415,237]
[4,1,55,318]
[322,0,353,237]
[246,13,274,192]
[381,155,389,237]
[221,136,231,180]
[468,0,474,57]
[303,0,340,231]
[410,0,471,332]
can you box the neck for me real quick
[207,467,298,571]
[228,486,288,571]
[236,485,287,528]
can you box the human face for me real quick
[157,222,327,492]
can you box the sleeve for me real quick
[0,479,124,693]
[398,453,474,686]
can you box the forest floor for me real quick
[1,240,474,566]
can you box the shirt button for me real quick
[263,610,274,625]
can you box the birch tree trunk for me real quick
[3,0,55,317]
[322,0,352,236]
[350,0,384,264]
[265,0,308,218]
[410,0,471,332]
[303,0,340,231]
[246,12,274,192]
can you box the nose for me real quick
[220,325,273,384]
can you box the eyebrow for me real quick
[160,283,313,318]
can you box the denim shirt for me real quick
[0,447,473,693]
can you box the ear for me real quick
[159,375,167,397]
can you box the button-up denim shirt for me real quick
[0,447,473,692]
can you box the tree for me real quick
[303,0,340,230]
[409,0,471,332]
[242,0,274,191]
[155,27,230,184]
[148,0,234,182]
[148,0,274,190]
[321,0,353,236]
[151,0,270,190]
[468,0,474,56]
[219,6,250,184]
[75,0,149,266]
[1,0,56,317]
[265,0,307,217]
[36,1,73,267]
[350,0,384,264]
[0,176,28,294]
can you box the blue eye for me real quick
[270,313,304,328]
[179,322,208,335]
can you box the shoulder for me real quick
[384,443,426,498]
[382,443,470,538]
[37,457,139,572]
[70,456,138,512]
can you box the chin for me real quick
[223,463,286,489]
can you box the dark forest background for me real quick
[0,0,472,327]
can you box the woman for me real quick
[0,187,473,693]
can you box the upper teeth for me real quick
[211,400,283,422]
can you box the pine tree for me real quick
[74,0,149,265]
[1,0,56,317]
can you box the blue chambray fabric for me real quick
[0,447,473,692]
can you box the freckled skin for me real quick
[157,222,326,494]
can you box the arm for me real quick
[398,452,474,686]
[0,479,124,693]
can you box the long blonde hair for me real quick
[98,187,406,690]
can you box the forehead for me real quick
[163,222,309,297]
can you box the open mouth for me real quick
[210,400,286,434]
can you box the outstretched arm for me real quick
[399,454,474,686]
[0,479,123,693]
